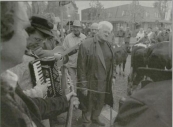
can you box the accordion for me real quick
[29,56,62,97]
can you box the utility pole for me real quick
[130,0,141,35]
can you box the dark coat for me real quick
[1,82,68,127]
[114,80,172,127]
[117,30,125,37]
[77,35,114,111]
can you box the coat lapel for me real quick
[94,36,106,71]
[106,41,114,59]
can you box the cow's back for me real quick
[131,45,147,72]
[146,42,172,69]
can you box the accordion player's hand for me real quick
[36,81,50,97]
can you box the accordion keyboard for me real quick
[32,60,44,85]
[29,57,63,97]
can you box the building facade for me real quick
[81,3,171,36]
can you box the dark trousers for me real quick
[82,93,105,125]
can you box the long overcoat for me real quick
[77,35,114,111]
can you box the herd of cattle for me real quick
[113,41,172,95]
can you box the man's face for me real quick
[27,30,47,50]
[1,2,30,69]
[73,26,82,36]
[90,28,98,36]
[98,25,111,42]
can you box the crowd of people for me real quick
[0,1,172,127]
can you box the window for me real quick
[108,13,111,18]
[145,12,148,17]
[122,11,125,16]
[155,12,158,18]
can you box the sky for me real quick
[75,1,156,20]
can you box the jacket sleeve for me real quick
[62,36,69,50]
[77,43,88,89]
[31,96,69,119]
[33,47,54,58]
[15,86,69,121]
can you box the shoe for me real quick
[83,122,92,127]
[92,118,105,126]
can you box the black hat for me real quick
[30,15,54,37]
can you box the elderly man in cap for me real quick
[63,20,86,92]
[77,21,114,127]
[88,23,99,37]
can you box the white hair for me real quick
[98,21,113,32]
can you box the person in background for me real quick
[124,27,132,52]
[136,31,150,45]
[83,23,90,36]
[136,28,145,41]
[77,21,114,127]
[1,2,79,127]
[63,20,86,92]
[117,26,125,46]
[150,27,159,43]
[147,27,153,41]
[88,22,99,37]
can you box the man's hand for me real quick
[82,90,88,96]
[71,96,80,109]
[36,81,50,97]
[66,91,77,101]
[54,53,62,61]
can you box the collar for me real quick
[1,70,18,95]
[72,32,82,38]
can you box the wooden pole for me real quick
[60,6,64,42]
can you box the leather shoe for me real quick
[92,118,105,126]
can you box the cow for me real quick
[113,44,129,76]
[128,41,172,95]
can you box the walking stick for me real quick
[65,76,75,127]
[110,106,112,127]
[65,95,74,127]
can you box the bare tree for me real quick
[46,1,61,17]
[89,0,105,21]
[153,0,169,20]
[170,8,172,21]
[32,1,47,15]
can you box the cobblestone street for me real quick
[113,55,131,111]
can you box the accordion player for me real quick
[29,56,63,98]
